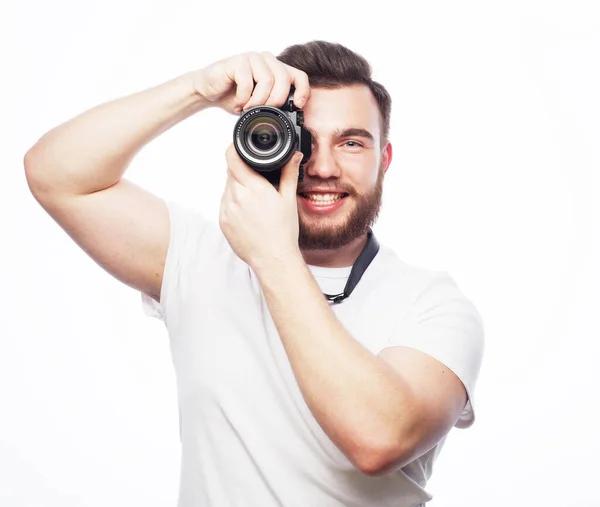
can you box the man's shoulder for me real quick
[374,243,444,294]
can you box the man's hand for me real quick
[190,51,310,115]
[219,144,304,270]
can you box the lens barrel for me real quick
[233,106,296,172]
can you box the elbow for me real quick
[24,156,41,198]
[24,148,36,175]
[24,141,44,173]
[353,440,412,477]
[356,426,451,476]
[357,452,407,478]
[24,144,59,198]
[24,147,44,191]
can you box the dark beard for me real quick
[297,164,385,251]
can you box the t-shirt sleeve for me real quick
[141,200,202,322]
[382,271,485,429]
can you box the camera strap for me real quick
[323,229,380,304]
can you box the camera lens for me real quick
[251,124,278,150]
[246,119,283,156]
[233,105,297,172]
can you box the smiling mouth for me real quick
[298,192,349,203]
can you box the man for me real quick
[25,40,484,507]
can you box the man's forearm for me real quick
[24,72,208,195]
[253,253,416,473]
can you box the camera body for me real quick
[233,87,312,187]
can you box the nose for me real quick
[304,146,342,180]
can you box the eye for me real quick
[344,140,363,148]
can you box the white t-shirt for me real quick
[142,201,485,507]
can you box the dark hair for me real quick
[277,40,391,146]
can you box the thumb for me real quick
[280,151,303,198]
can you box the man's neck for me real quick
[300,233,369,268]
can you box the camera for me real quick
[233,86,312,187]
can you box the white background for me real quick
[2,0,598,505]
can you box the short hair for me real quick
[277,40,391,146]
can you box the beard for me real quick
[297,163,385,251]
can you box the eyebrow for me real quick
[304,127,375,143]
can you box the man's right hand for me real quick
[24,51,310,307]
[190,51,311,115]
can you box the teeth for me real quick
[303,193,345,203]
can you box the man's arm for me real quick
[24,73,209,301]
[24,51,310,302]
[253,254,467,476]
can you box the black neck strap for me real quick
[323,229,380,304]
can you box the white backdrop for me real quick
[2,1,598,506]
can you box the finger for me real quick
[224,168,250,210]
[224,167,237,194]
[219,183,233,230]
[222,166,240,206]
[220,175,232,211]
[243,52,275,111]
[279,151,303,200]
[225,143,262,189]
[260,51,293,108]
[280,63,310,109]
[225,144,245,186]
[230,56,255,112]
[227,173,243,205]
[222,177,232,205]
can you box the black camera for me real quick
[233,86,312,187]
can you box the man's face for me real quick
[295,85,392,251]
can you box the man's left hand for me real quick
[219,143,304,270]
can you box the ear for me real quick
[381,142,393,175]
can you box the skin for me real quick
[220,82,467,476]
[293,85,392,266]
